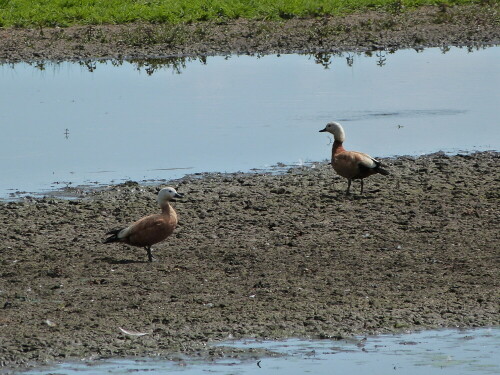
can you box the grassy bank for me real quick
[0,0,483,27]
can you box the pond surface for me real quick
[20,328,500,375]
[0,47,498,199]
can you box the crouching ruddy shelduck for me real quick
[319,122,389,194]
[104,187,183,262]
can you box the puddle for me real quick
[18,328,500,374]
[0,47,499,199]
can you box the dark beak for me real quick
[319,128,327,132]
[174,192,184,199]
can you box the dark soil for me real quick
[1,152,499,371]
[0,4,499,63]
[1,3,499,371]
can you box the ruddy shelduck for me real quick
[104,187,183,262]
[319,122,389,194]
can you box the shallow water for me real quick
[20,328,500,375]
[0,47,499,198]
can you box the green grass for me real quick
[0,0,484,28]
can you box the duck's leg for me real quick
[360,179,364,195]
[346,179,352,194]
[145,246,153,262]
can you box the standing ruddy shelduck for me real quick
[319,122,389,194]
[104,187,183,262]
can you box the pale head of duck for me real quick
[319,121,345,142]
[157,187,183,206]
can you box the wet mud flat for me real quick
[1,4,499,63]
[0,152,498,371]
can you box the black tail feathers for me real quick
[376,166,390,176]
[374,161,390,176]
[103,228,123,244]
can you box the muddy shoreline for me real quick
[1,4,499,371]
[0,152,498,371]
[1,4,499,63]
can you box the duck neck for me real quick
[332,140,345,156]
[161,202,173,215]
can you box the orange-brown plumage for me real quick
[320,122,389,194]
[121,210,177,248]
[104,187,183,262]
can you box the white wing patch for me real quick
[358,154,378,169]
[117,226,131,239]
